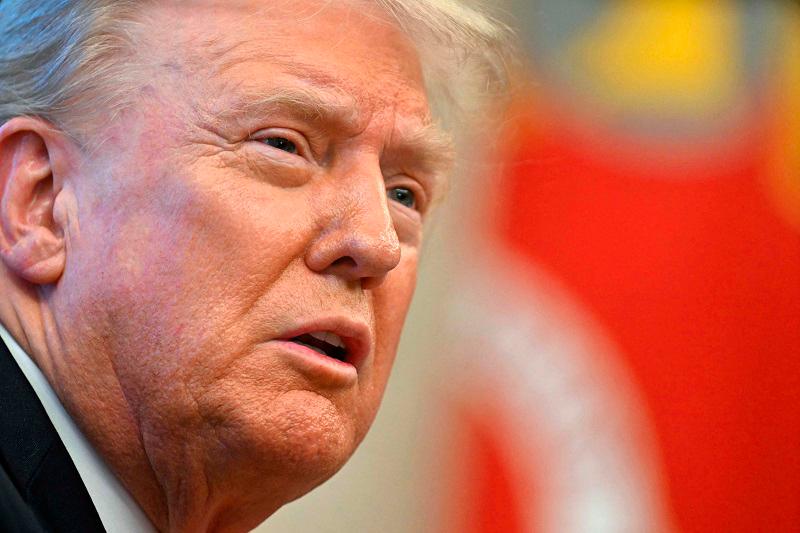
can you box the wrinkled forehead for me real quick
[138,0,431,121]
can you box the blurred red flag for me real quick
[439,3,800,532]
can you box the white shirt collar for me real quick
[0,324,156,533]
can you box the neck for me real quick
[0,274,171,530]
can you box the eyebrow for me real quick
[212,84,361,134]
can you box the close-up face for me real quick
[46,0,450,520]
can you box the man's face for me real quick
[51,0,448,517]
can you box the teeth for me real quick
[328,334,345,349]
[308,331,328,344]
[309,331,345,349]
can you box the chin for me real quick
[212,388,362,502]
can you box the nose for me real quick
[305,175,401,289]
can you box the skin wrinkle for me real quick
[188,50,451,176]
[103,345,169,521]
[172,22,452,204]
[37,292,68,392]
[189,196,322,370]
[180,378,224,528]
[147,4,354,85]
[41,281,169,520]
[178,222,372,408]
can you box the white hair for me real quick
[0,0,512,142]
[374,0,513,130]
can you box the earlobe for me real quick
[2,227,65,284]
[0,119,68,285]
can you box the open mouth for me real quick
[289,332,348,363]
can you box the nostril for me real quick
[326,254,391,288]
[331,256,357,269]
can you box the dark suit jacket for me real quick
[0,337,105,532]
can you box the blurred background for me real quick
[260,1,800,531]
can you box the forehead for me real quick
[141,0,431,122]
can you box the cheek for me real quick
[62,160,319,397]
[78,159,312,310]
[364,248,419,395]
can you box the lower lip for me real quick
[269,340,358,386]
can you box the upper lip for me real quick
[278,316,372,369]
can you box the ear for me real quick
[0,117,73,285]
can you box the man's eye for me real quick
[262,137,298,154]
[388,187,416,209]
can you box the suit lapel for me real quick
[0,337,105,532]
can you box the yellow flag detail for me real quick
[571,1,740,118]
